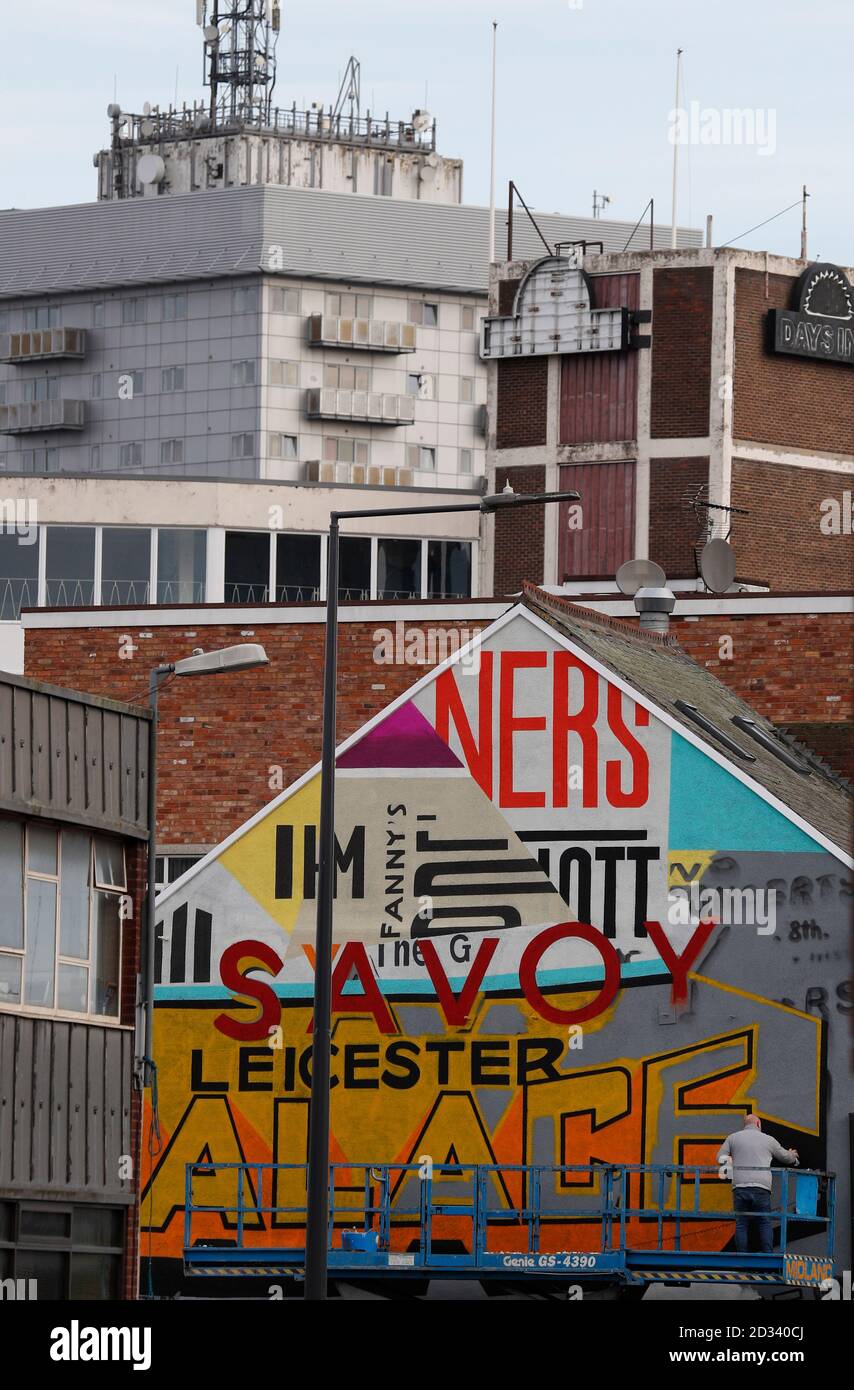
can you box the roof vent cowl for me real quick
[634,584,676,633]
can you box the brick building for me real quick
[480,248,854,597]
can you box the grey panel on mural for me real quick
[0,673,150,839]
[0,1013,133,1200]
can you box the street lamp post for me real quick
[140,644,269,1089]
[304,486,581,1300]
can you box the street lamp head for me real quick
[171,643,270,677]
[480,488,581,513]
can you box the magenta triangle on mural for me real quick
[338,700,463,770]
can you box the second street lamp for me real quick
[304,487,580,1300]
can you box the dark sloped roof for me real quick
[522,584,852,859]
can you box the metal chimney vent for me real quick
[633,584,676,633]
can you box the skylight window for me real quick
[673,701,757,762]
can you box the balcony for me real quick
[304,387,416,425]
[0,328,87,362]
[0,400,87,433]
[304,460,414,487]
[306,314,416,353]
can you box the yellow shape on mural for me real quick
[220,774,320,935]
[667,850,717,887]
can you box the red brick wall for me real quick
[496,358,549,448]
[649,457,711,576]
[733,269,854,455]
[730,460,854,591]
[24,613,493,849]
[492,465,546,595]
[651,268,714,438]
[672,609,853,780]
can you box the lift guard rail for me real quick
[182,1161,836,1287]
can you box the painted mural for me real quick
[143,607,853,1282]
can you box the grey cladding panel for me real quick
[0,1014,133,1200]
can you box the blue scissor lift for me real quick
[182,1161,836,1292]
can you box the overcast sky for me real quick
[1,0,850,264]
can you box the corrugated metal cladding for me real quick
[0,675,149,839]
[559,274,640,444]
[0,1013,133,1202]
[559,461,636,580]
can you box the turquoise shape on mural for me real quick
[668,734,823,852]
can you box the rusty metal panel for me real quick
[0,1013,132,1199]
[559,273,640,444]
[559,460,637,580]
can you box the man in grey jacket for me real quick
[717,1115,799,1254]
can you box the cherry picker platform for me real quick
[182,1161,836,1292]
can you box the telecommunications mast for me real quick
[198,0,281,127]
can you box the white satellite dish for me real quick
[107,103,121,118]
[137,154,166,185]
[616,557,666,596]
[412,109,432,133]
[203,24,219,41]
[140,119,155,138]
[699,537,736,593]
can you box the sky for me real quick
[1,0,851,264]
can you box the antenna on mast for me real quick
[333,57,361,123]
[670,48,683,249]
[199,0,280,128]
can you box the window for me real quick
[232,286,259,314]
[90,374,102,399]
[23,307,60,331]
[90,446,101,470]
[339,536,371,601]
[161,366,185,392]
[459,447,473,475]
[157,529,206,603]
[462,305,477,332]
[231,433,254,460]
[428,540,472,599]
[324,436,369,465]
[406,444,436,471]
[323,364,369,391]
[121,298,145,324]
[0,527,39,620]
[408,301,439,327]
[406,373,421,397]
[231,360,257,387]
[270,360,299,387]
[92,303,105,327]
[225,532,271,604]
[0,1198,125,1300]
[275,533,321,601]
[269,433,298,460]
[154,855,203,894]
[270,287,300,315]
[159,439,184,466]
[119,443,143,469]
[377,538,420,599]
[163,293,188,321]
[14,449,57,474]
[0,821,125,1019]
[325,292,372,319]
[22,377,59,403]
[460,377,474,402]
[101,528,151,605]
[119,369,144,396]
[45,527,96,607]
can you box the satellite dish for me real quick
[699,537,736,593]
[107,103,121,118]
[137,154,166,185]
[203,24,219,41]
[616,557,666,596]
[140,119,155,138]
[412,109,432,133]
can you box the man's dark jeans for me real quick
[733,1185,773,1253]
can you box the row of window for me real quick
[0,293,482,332]
[0,819,127,1021]
[0,441,477,475]
[0,1201,125,1300]
[0,525,474,617]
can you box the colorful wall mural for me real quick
[143,607,852,1286]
